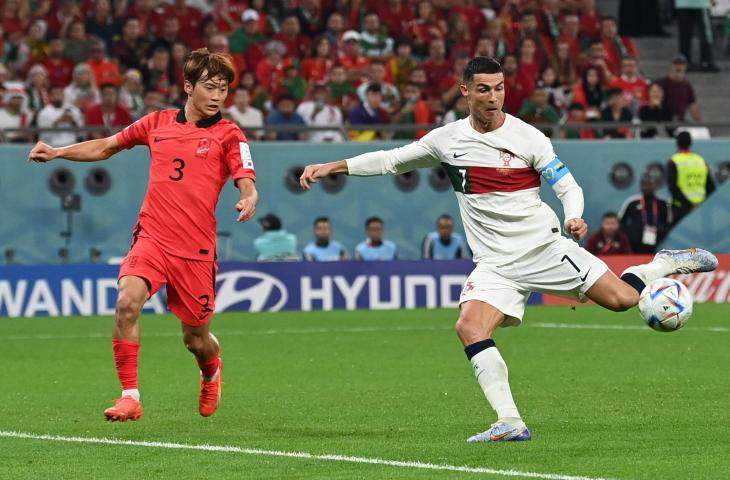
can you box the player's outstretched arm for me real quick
[300,160,348,190]
[28,135,122,163]
[235,178,258,223]
[300,140,440,191]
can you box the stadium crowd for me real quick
[0,0,707,143]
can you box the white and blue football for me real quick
[638,278,693,332]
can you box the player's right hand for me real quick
[299,163,328,191]
[28,142,57,163]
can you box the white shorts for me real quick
[459,236,609,327]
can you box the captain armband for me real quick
[540,157,570,186]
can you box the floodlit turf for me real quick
[2,304,729,480]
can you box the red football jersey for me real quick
[116,109,256,261]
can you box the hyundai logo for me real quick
[215,270,288,312]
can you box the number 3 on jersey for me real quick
[169,158,185,181]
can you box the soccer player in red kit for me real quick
[28,49,258,421]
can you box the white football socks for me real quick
[122,388,140,401]
[622,256,673,286]
[470,347,521,421]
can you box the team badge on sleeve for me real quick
[239,142,254,170]
[540,157,569,185]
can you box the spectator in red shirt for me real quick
[577,0,602,38]
[406,0,446,57]
[87,39,122,88]
[207,34,245,89]
[85,83,133,139]
[600,16,637,77]
[578,40,615,86]
[45,0,84,38]
[256,40,293,98]
[338,30,370,83]
[502,53,529,115]
[510,11,553,68]
[205,0,240,35]
[556,13,586,59]
[608,56,649,115]
[517,37,543,97]
[446,13,475,60]
[43,36,74,88]
[2,0,30,37]
[124,0,164,38]
[422,38,453,99]
[301,37,335,83]
[378,0,414,40]
[586,212,632,255]
[274,13,312,59]
[656,55,701,122]
[165,0,204,50]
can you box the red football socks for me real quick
[112,339,140,390]
[197,355,220,381]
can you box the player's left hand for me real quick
[236,193,257,223]
[565,218,588,241]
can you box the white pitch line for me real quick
[3,321,728,341]
[531,322,729,333]
[0,430,616,480]
[1,325,450,341]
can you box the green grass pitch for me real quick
[2,304,729,479]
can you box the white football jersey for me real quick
[346,114,584,266]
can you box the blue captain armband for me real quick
[540,157,570,186]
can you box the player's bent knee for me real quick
[115,291,143,322]
[183,332,205,354]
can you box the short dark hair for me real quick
[676,131,692,149]
[365,83,382,94]
[437,213,453,222]
[365,216,383,228]
[462,57,503,83]
[607,87,623,98]
[602,211,618,220]
[314,216,330,226]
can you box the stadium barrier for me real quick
[3,140,730,264]
[1,255,728,318]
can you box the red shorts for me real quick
[118,236,217,326]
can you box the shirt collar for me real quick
[176,108,223,128]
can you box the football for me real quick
[638,278,694,332]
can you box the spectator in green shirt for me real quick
[254,214,299,261]
[518,82,560,125]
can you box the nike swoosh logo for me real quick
[154,137,174,143]
[580,268,592,282]
[453,152,467,158]
[489,431,511,441]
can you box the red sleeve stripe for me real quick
[467,166,541,194]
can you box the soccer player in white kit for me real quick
[299,57,718,442]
